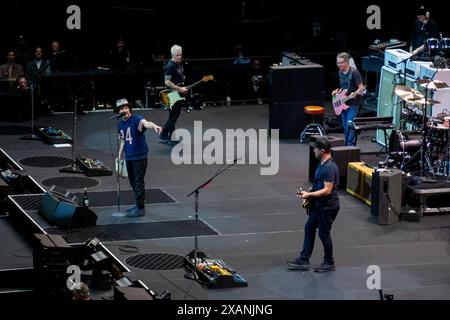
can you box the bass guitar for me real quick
[160,74,214,109]
[332,87,366,115]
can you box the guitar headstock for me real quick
[202,75,214,82]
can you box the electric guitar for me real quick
[297,187,313,215]
[332,87,366,115]
[160,75,214,109]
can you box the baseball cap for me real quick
[116,98,129,108]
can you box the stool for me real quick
[300,106,326,143]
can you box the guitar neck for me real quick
[185,80,203,90]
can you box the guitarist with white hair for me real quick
[332,52,365,146]
[159,44,189,145]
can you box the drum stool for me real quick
[300,106,326,143]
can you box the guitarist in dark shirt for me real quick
[288,137,340,272]
[332,52,365,146]
[159,45,188,145]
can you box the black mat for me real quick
[73,189,175,206]
[42,177,99,189]
[20,156,73,168]
[48,219,218,243]
[0,125,30,135]
[125,253,185,270]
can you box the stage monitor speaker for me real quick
[269,64,324,139]
[39,191,97,228]
[269,101,323,138]
[330,146,361,189]
[269,64,324,103]
[309,135,345,182]
[371,169,403,225]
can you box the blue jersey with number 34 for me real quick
[119,114,148,161]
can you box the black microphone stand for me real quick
[184,158,238,282]
[110,116,126,217]
[20,53,65,141]
[59,93,83,174]
[20,60,50,141]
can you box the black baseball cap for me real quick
[313,137,331,152]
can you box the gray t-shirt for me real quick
[338,67,363,106]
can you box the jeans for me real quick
[161,101,182,139]
[299,204,339,265]
[341,105,359,146]
[126,158,148,209]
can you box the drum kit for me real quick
[386,82,450,178]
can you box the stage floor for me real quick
[1,104,450,300]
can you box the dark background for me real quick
[1,0,447,109]
[2,0,447,64]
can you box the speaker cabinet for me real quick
[309,135,345,182]
[330,146,361,189]
[346,162,375,205]
[371,169,403,225]
[269,64,324,138]
[39,191,97,228]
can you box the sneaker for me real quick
[287,259,310,270]
[314,263,335,273]
[126,205,137,213]
[126,207,145,217]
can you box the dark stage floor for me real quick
[1,104,450,300]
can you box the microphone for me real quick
[53,50,66,55]
[96,67,111,71]
[110,112,126,119]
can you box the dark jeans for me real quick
[126,158,147,209]
[299,204,339,265]
[161,101,182,139]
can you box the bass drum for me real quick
[389,130,422,154]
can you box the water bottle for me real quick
[83,187,89,207]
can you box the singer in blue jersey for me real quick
[116,98,162,217]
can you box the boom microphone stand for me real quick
[184,157,239,281]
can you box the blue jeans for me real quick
[299,204,339,265]
[126,158,148,209]
[341,105,359,146]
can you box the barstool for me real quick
[300,106,326,143]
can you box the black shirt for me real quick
[312,157,340,209]
[411,18,440,52]
[164,60,185,88]
[338,67,363,106]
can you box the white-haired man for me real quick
[159,45,189,145]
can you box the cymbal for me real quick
[417,79,449,89]
[411,97,441,105]
[394,85,424,102]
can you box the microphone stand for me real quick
[111,117,126,217]
[184,158,238,282]
[20,61,50,141]
[20,54,65,141]
[60,94,83,174]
